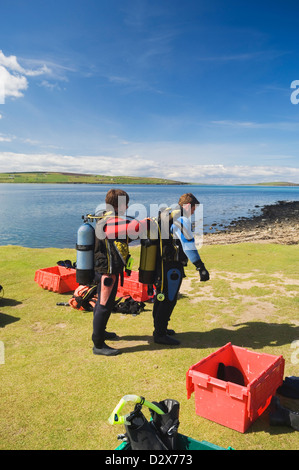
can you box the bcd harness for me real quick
[86,211,136,282]
[139,207,189,301]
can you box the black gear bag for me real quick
[123,398,180,450]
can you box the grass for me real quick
[0,243,299,450]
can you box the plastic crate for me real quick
[186,343,284,433]
[34,266,79,294]
[117,271,153,302]
[116,433,233,450]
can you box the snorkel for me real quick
[108,394,164,425]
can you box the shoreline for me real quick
[203,200,299,245]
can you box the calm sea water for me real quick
[0,183,298,248]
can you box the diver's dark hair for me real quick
[178,193,199,207]
[105,189,129,210]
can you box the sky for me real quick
[0,0,299,184]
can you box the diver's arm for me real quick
[172,217,209,281]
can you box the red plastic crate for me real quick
[186,343,284,433]
[117,271,153,302]
[34,266,79,293]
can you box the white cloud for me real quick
[0,151,298,184]
[0,50,59,103]
[0,135,12,142]
[0,65,28,100]
[0,50,50,77]
[0,50,25,73]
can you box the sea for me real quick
[0,183,298,249]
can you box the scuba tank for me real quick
[139,218,159,296]
[139,238,158,285]
[138,209,182,301]
[77,211,136,286]
[76,220,95,285]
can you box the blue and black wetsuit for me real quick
[153,213,208,342]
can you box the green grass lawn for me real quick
[0,243,298,450]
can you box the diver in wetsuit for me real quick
[153,193,210,346]
[92,189,140,356]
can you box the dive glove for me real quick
[194,260,210,281]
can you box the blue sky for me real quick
[0,0,299,183]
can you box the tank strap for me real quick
[76,243,94,251]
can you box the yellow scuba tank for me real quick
[139,219,159,285]
[138,208,183,300]
[139,239,158,285]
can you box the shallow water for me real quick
[0,183,298,248]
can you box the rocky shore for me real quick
[203,200,299,245]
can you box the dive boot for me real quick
[269,396,299,431]
[153,334,180,346]
[167,329,176,336]
[104,331,118,340]
[93,343,121,356]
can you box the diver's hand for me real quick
[195,260,210,282]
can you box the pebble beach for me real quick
[204,200,299,245]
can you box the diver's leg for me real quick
[92,274,121,356]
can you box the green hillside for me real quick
[0,172,187,185]
[252,182,299,186]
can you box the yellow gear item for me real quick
[114,240,129,266]
[139,218,159,285]
[139,239,158,285]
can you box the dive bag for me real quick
[123,399,180,450]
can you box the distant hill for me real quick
[252,182,299,187]
[1,173,298,186]
[0,172,188,185]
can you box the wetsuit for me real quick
[92,214,141,355]
[153,213,209,344]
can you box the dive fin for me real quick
[217,362,245,386]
